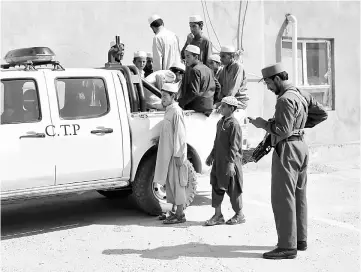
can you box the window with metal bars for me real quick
[281,38,334,110]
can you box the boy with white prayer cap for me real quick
[153,83,188,224]
[217,45,248,109]
[148,14,181,71]
[133,51,147,78]
[205,96,245,226]
[207,54,222,79]
[178,44,217,116]
[181,15,212,65]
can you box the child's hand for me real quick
[186,33,194,44]
[226,163,236,176]
[206,155,214,166]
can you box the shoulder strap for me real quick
[284,89,309,135]
[285,90,308,109]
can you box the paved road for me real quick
[1,158,360,272]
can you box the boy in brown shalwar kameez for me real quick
[204,96,246,226]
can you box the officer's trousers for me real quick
[271,139,309,249]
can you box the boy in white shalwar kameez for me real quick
[153,83,188,224]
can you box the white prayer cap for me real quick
[161,83,179,93]
[148,14,161,24]
[220,45,236,53]
[147,52,153,58]
[189,15,203,23]
[170,62,186,72]
[134,51,147,58]
[185,45,200,55]
[209,54,221,63]
[221,96,239,107]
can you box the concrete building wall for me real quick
[263,1,360,145]
[1,1,359,146]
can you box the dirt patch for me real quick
[308,163,339,174]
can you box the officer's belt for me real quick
[292,129,305,136]
[284,134,304,142]
[279,130,304,143]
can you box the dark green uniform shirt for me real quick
[262,83,328,145]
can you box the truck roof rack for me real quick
[1,46,65,71]
[1,60,65,71]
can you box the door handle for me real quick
[20,132,46,139]
[90,128,113,134]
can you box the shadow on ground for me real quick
[1,190,213,239]
[102,243,274,259]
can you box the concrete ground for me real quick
[1,145,360,272]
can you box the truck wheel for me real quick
[132,154,198,215]
[97,189,132,199]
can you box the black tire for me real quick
[97,189,132,199]
[132,153,198,215]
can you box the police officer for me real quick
[248,63,327,260]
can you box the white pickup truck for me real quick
[0,47,248,215]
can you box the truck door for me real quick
[44,70,124,184]
[0,72,56,191]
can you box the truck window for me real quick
[55,78,109,120]
[0,79,41,125]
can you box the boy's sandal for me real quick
[204,215,225,226]
[226,214,246,225]
[158,211,175,220]
[163,213,186,224]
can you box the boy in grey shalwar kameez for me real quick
[205,96,246,226]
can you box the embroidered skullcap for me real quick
[170,62,185,72]
[134,51,147,58]
[185,45,200,55]
[221,96,239,107]
[161,83,178,93]
[147,52,153,58]
[189,15,203,23]
[220,45,236,53]
[209,54,221,63]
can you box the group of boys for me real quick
[128,14,248,114]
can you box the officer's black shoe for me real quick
[297,241,307,251]
[263,248,297,259]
